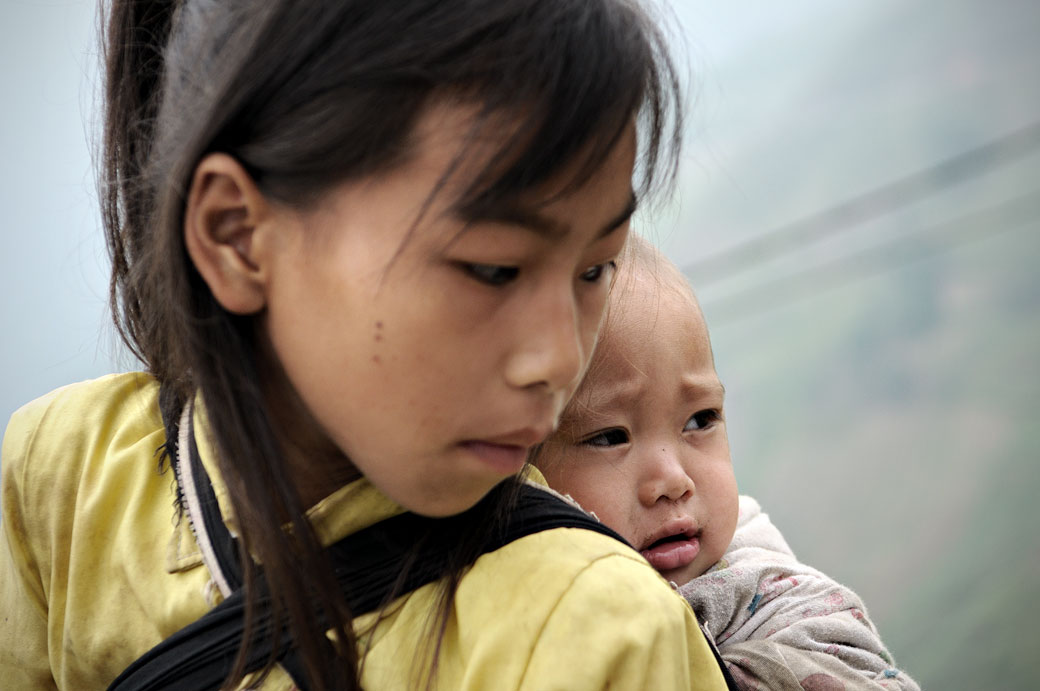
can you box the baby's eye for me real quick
[580,428,629,447]
[683,409,720,432]
[579,260,617,283]
[463,263,520,286]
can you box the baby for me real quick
[535,237,919,690]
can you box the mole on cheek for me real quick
[373,320,384,362]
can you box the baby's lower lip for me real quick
[641,536,700,572]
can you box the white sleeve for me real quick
[680,496,920,691]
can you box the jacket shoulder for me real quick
[2,372,165,549]
[4,372,161,472]
[454,528,726,690]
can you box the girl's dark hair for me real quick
[101,0,683,688]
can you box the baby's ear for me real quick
[183,153,275,314]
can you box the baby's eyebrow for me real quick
[680,376,726,400]
[579,378,641,413]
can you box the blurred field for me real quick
[2,1,1038,688]
[657,1,1040,687]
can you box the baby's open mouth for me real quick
[645,532,690,550]
[639,531,701,573]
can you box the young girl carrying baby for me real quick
[0,1,730,689]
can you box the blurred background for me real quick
[2,1,1038,688]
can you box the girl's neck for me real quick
[258,338,362,508]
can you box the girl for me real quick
[0,1,729,690]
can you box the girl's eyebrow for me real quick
[460,191,637,239]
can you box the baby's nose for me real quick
[639,444,695,506]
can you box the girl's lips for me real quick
[640,535,700,572]
[460,440,529,474]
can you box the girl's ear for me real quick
[184,153,277,315]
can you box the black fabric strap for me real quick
[703,626,741,691]
[157,397,241,591]
[130,395,732,690]
[183,424,243,590]
[108,482,626,691]
[160,400,310,686]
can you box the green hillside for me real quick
[659,1,1040,687]
[704,216,1040,688]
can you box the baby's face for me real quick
[538,272,738,586]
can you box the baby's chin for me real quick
[656,562,703,587]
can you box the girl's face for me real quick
[263,103,635,516]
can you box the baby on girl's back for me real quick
[535,237,920,690]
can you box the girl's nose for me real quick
[503,288,585,394]
[638,444,695,506]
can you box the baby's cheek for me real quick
[555,473,629,535]
[533,447,639,542]
[712,494,740,563]
[704,531,730,567]
[533,446,572,489]
[560,475,609,516]
[534,450,603,509]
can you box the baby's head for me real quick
[536,237,738,586]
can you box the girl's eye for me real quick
[683,409,721,432]
[579,260,617,283]
[463,263,520,286]
[580,428,629,447]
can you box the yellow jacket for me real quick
[1,373,727,690]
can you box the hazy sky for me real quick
[1,1,113,427]
[2,0,1037,442]
[0,1,878,425]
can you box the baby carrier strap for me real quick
[108,401,631,691]
[169,402,243,595]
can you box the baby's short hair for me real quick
[614,234,697,308]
